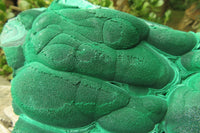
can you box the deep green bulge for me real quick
[0,0,200,133]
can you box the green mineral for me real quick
[0,0,200,133]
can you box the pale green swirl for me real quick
[0,17,27,47]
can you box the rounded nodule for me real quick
[0,17,27,47]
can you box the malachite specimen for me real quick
[0,0,200,133]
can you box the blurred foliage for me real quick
[0,0,15,32]
[128,0,171,24]
[88,0,114,8]
[18,0,53,10]
[169,0,198,10]
[0,50,12,75]
[89,0,171,24]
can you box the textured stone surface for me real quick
[1,0,200,133]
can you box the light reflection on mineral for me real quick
[0,17,27,47]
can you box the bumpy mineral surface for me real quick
[1,0,200,133]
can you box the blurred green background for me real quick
[1,0,200,79]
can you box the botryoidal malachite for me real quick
[1,0,200,133]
